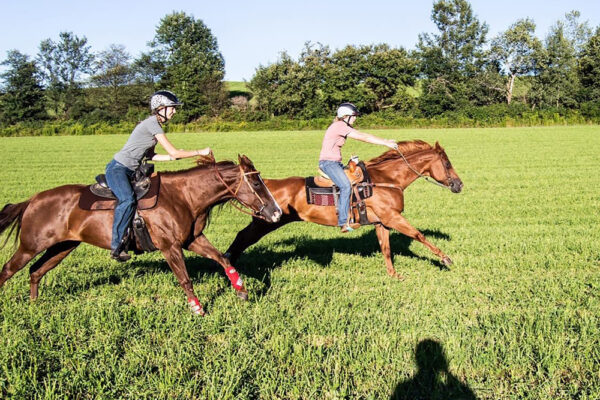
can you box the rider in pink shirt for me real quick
[318,103,398,232]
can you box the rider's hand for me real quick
[387,140,398,150]
[198,147,212,156]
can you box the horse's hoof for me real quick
[441,256,453,266]
[394,273,406,281]
[188,298,206,316]
[236,290,249,301]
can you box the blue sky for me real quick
[3,0,599,81]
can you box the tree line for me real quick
[1,0,600,131]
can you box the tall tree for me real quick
[36,31,94,118]
[416,0,489,115]
[530,18,580,108]
[149,12,227,121]
[563,10,592,55]
[89,44,141,118]
[579,27,600,102]
[490,19,542,104]
[0,50,46,124]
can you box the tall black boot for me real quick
[111,235,131,262]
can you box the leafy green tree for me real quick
[530,19,580,108]
[0,50,46,124]
[579,27,600,101]
[132,51,165,85]
[325,44,418,114]
[490,19,542,104]
[416,0,489,115]
[89,44,144,120]
[250,51,308,117]
[36,31,94,119]
[250,43,418,118]
[149,12,227,121]
[563,10,592,54]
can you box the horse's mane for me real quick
[159,154,237,176]
[367,140,433,165]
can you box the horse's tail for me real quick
[0,201,30,249]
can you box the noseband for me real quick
[213,164,270,219]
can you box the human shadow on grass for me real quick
[233,227,451,295]
[390,339,478,400]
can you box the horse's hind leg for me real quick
[161,244,205,316]
[29,241,80,300]
[225,216,293,265]
[374,224,404,280]
[0,244,37,289]
[188,234,248,300]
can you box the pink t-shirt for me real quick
[319,121,356,162]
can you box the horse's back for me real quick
[19,184,112,250]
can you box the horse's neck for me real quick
[369,150,433,187]
[163,166,240,215]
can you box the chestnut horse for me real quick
[225,141,463,278]
[0,155,282,315]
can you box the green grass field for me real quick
[0,126,599,399]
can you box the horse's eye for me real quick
[252,180,261,188]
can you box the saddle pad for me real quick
[78,174,161,211]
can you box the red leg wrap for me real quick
[225,267,244,290]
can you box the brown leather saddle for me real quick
[78,171,161,253]
[312,161,365,187]
[305,159,374,225]
[78,174,160,211]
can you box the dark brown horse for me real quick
[0,155,282,315]
[225,141,463,278]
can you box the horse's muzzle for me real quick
[256,206,282,223]
[270,209,282,222]
[450,179,463,193]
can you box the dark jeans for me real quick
[319,160,352,226]
[105,159,135,251]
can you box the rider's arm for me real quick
[154,133,211,160]
[347,130,397,149]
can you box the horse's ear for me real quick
[435,141,441,150]
[238,154,252,169]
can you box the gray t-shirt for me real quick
[114,116,164,170]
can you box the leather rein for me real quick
[213,164,270,220]
[370,148,452,191]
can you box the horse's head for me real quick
[428,142,463,193]
[236,155,282,222]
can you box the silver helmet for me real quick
[336,102,360,118]
[150,90,183,112]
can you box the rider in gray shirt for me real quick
[105,90,212,262]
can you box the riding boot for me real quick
[111,235,131,262]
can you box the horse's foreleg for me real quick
[225,217,292,265]
[29,241,80,300]
[161,244,205,316]
[384,215,453,267]
[187,234,248,301]
[374,224,404,280]
[0,245,36,289]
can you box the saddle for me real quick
[78,161,160,253]
[305,159,374,225]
